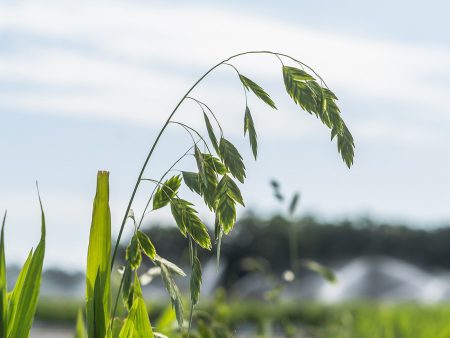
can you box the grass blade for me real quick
[86,171,111,338]
[118,274,154,338]
[6,251,32,336]
[7,189,46,338]
[75,308,87,338]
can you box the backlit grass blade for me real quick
[7,189,46,338]
[6,251,32,337]
[86,171,111,338]
[118,274,154,338]
[0,211,7,338]
[154,305,176,336]
[75,308,87,338]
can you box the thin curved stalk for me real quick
[137,142,198,229]
[186,96,223,137]
[110,50,319,268]
[169,121,213,155]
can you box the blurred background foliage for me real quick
[121,215,450,279]
[16,214,450,337]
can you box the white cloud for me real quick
[0,0,449,134]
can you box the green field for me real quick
[35,298,450,338]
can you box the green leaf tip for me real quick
[86,170,111,338]
[239,74,277,109]
[6,187,46,338]
[244,106,258,160]
[118,273,154,338]
[216,175,244,234]
[190,256,202,306]
[153,175,182,210]
[219,137,246,183]
[203,113,220,154]
[170,198,212,250]
[137,231,156,260]
[282,65,355,168]
[158,263,184,328]
[126,234,142,270]
[75,308,87,338]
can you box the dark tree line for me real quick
[119,215,450,286]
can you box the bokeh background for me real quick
[1,0,450,337]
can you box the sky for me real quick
[1,0,449,269]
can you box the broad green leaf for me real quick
[0,212,6,338]
[203,113,219,154]
[86,171,111,338]
[118,275,154,338]
[288,193,300,216]
[219,137,246,183]
[170,199,211,250]
[75,308,87,338]
[7,192,46,338]
[239,74,277,109]
[194,146,208,187]
[244,106,258,159]
[302,259,337,283]
[126,234,142,270]
[137,231,156,260]
[6,251,32,336]
[159,264,184,328]
[153,176,182,210]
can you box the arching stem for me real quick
[110,50,314,269]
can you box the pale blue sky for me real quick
[1,0,449,269]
